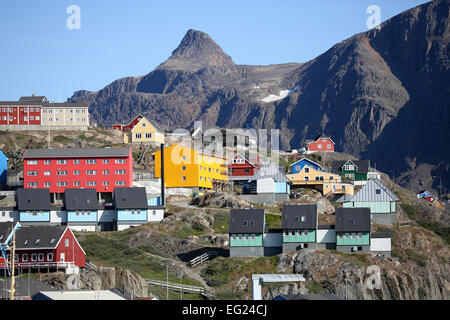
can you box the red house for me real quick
[305,134,335,154]
[0,223,86,272]
[228,153,260,179]
[113,114,143,131]
[23,148,133,194]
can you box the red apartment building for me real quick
[23,148,133,194]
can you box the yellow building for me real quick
[122,116,165,144]
[154,144,228,189]
[287,165,354,196]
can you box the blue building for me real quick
[64,188,99,232]
[0,149,7,184]
[290,158,324,174]
[17,188,52,224]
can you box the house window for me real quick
[44,171,51,176]
[103,170,110,175]
[31,254,37,262]
[27,160,38,165]
[327,144,331,149]
[145,133,152,139]
[57,182,68,187]
[28,182,38,187]
[73,159,80,164]
[318,144,322,149]
[28,171,38,176]
[86,170,97,175]
[38,253,44,262]
[115,181,125,186]
[305,167,309,173]
[86,159,97,164]
[103,181,109,186]
[57,160,67,165]
[102,159,110,164]
[376,189,381,195]
[73,181,80,186]
[86,181,97,186]
[73,170,80,175]
[47,253,53,261]
[135,133,142,139]
[115,170,126,175]
[57,171,68,176]
[65,239,69,247]
[181,176,186,181]
[115,159,126,164]
[22,254,28,262]
[44,182,51,187]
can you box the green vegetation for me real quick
[171,222,208,239]
[201,259,245,287]
[400,203,418,219]
[305,280,325,294]
[53,135,72,143]
[417,222,450,245]
[78,232,201,286]
[405,249,428,268]
[331,251,370,267]
[213,211,229,233]
[148,285,203,301]
[215,290,244,300]
[265,213,282,229]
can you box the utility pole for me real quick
[10,232,15,300]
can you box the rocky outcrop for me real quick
[267,224,450,300]
[191,192,251,209]
[41,267,149,298]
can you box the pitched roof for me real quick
[16,188,51,211]
[113,187,148,210]
[229,209,265,234]
[144,118,165,133]
[335,208,371,232]
[64,188,99,210]
[289,158,323,170]
[24,148,130,159]
[18,96,48,103]
[0,223,67,249]
[331,160,370,174]
[253,162,290,183]
[348,179,399,202]
[282,204,317,229]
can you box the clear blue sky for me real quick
[0,0,430,102]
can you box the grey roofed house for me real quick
[229,209,265,234]
[113,187,148,210]
[16,188,51,211]
[349,179,399,202]
[282,204,317,230]
[64,188,99,211]
[335,208,371,232]
[331,160,370,174]
[24,148,130,159]
[18,95,48,103]
[0,222,67,249]
[252,162,290,183]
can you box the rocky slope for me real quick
[263,223,450,300]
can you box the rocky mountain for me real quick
[69,0,449,194]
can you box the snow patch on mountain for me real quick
[261,85,299,103]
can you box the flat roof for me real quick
[35,290,126,300]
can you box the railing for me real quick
[289,179,343,185]
[0,261,76,269]
[145,278,207,295]
[188,251,218,268]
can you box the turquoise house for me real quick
[229,208,265,257]
[64,188,99,230]
[282,204,318,253]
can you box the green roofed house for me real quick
[342,179,399,225]
[331,160,370,185]
[335,207,371,254]
[281,204,317,253]
[229,209,265,257]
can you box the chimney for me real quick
[160,143,165,207]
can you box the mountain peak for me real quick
[158,29,236,71]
